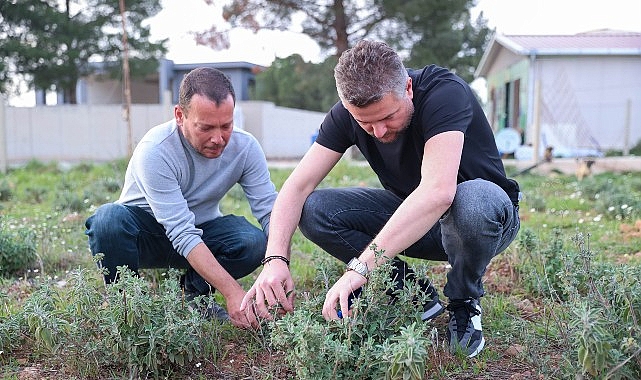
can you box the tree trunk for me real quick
[119,0,133,156]
[333,0,349,56]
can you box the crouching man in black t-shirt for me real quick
[242,40,521,358]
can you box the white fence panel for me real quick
[242,101,324,159]
[1,101,325,167]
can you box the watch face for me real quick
[348,258,368,276]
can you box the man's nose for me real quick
[371,123,387,138]
[209,129,224,144]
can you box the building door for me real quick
[504,82,511,129]
[504,79,522,139]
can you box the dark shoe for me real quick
[201,300,230,321]
[388,259,444,321]
[180,272,229,321]
[336,258,443,320]
[184,290,230,322]
[446,298,485,358]
[418,279,445,322]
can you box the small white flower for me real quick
[621,204,628,209]
[195,362,202,368]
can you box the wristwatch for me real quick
[346,257,369,278]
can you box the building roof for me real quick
[475,29,641,78]
[171,61,265,72]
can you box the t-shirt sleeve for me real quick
[314,101,355,153]
[418,79,473,141]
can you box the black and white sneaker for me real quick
[446,298,485,358]
[418,279,445,322]
[388,260,444,321]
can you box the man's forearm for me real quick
[186,243,244,299]
[264,186,308,259]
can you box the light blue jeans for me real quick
[298,179,520,300]
[85,204,266,295]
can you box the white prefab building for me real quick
[475,30,641,159]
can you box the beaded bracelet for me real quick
[261,255,290,266]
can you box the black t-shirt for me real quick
[315,64,520,204]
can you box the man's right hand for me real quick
[226,290,261,329]
[240,259,295,319]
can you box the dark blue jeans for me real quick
[85,203,266,296]
[298,179,520,300]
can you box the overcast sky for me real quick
[148,0,641,65]
[7,0,641,106]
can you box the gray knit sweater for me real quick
[118,120,277,258]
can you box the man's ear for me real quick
[174,105,184,125]
[406,77,413,99]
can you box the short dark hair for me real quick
[178,67,236,114]
[334,40,408,107]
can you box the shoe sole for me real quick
[467,337,485,358]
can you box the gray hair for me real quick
[178,67,236,114]
[334,40,408,107]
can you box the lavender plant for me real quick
[269,247,434,379]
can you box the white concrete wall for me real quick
[0,100,325,167]
[4,104,172,163]
[241,101,324,159]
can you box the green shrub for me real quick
[578,174,641,220]
[0,266,225,378]
[24,186,48,204]
[629,138,641,156]
[0,221,37,276]
[269,246,434,380]
[0,179,12,202]
[516,229,641,378]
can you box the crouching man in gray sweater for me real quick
[85,67,277,328]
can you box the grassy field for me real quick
[0,159,640,379]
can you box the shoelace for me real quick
[447,300,480,334]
